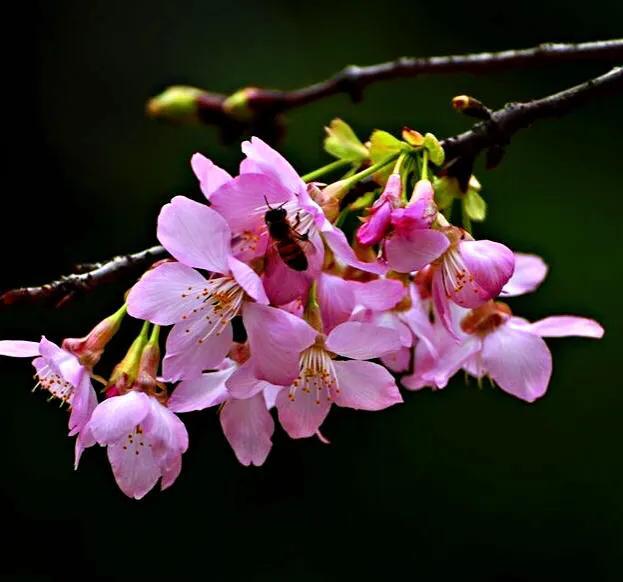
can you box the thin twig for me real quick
[1,246,167,308]
[3,66,622,308]
[442,66,623,164]
[148,39,623,138]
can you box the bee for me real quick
[264,198,310,271]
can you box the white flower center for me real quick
[180,276,245,340]
[441,247,476,302]
[33,364,73,405]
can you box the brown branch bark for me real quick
[3,64,622,309]
[148,39,623,138]
[1,246,167,308]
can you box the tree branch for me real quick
[441,66,623,181]
[0,246,167,308]
[3,65,622,309]
[148,39,623,138]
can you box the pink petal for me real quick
[88,391,151,445]
[317,272,356,332]
[220,393,274,466]
[226,358,279,400]
[74,423,96,469]
[381,346,412,373]
[143,398,189,462]
[0,340,40,357]
[482,325,552,403]
[157,196,232,273]
[240,136,305,194]
[68,373,97,437]
[107,438,160,500]
[501,253,548,297]
[351,278,406,311]
[431,271,460,339]
[127,262,209,325]
[160,454,182,491]
[242,302,317,386]
[190,153,232,200]
[322,226,388,275]
[210,173,292,234]
[276,387,332,439]
[227,256,269,305]
[526,316,604,339]
[356,200,392,246]
[333,360,402,410]
[38,336,84,387]
[262,238,317,305]
[326,321,402,360]
[162,321,233,382]
[457,239,515,302]
[385,229,450,273]
[167,367,233,412]
[418,332,481,390]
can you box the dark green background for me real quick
[1,1,621,579]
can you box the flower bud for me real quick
[390,179,438,234]
[146,86,202,123]
[62,305,126,369]
[356,173,402,246]
[105,324,149,396]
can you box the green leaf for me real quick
[433,176,460,210]
[463,189,487,221]
[369,130,404,183]
[324,119,369,162]
[423,132,445,166]
[369,130,404,162]
[348,190,377,211]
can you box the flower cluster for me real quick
[1,121,603,499]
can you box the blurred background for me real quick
[1,1,621,579]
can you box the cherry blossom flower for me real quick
[86,390,188,499]
[127,196,269,381]
[403,251,550,390]
[229,313,403,438]
[208,137,387,304]
[429,227,515,334]
[356,173,401,246]
[83,328,188,499]
[0,336,97,461]
[404,301,603,402]
[167,354,280,467]
[383,179,450,273]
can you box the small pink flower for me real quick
[404,301,604,402]
[430,227,515,334]
[229,319,403,438]
[167,356,279,467]
[127,196,269,381]
[208,137,387,303]
[86,390,188,499]
[383,179,450,273]
[356,173,401,246]
[0,336,97,463]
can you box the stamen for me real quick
[289,346,339,404]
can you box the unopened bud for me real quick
[321,179,351,202]
[62,304,126,369]
[401,127,425,146]
[106,323,149,396]
[452,95,491,120]
[146,86,202,123]
[222,87,261,122]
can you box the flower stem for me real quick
[301,158,354,183]
[148,324,160,346]
[345,152,400,186]
[421,149,429,181]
